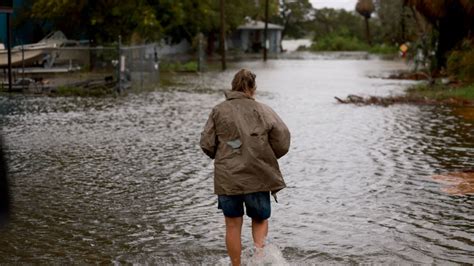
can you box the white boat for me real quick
[0,46,47,67]
[15,31,67,50]
[0,31,68,67]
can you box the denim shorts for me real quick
[218,191,271,220]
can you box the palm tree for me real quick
[356,0,375,46]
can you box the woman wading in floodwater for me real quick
[200,69,290,265]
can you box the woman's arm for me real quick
[200,109,217,159]
[268,108,291,159]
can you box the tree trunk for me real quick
[263,0,269,61]
[364,17,372,46]
[206,32,216,56]
[436,4,468,69]
[400,4,406,42]
[279,12,289,52]
[220,0,226,70]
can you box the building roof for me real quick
[237,20,284,30]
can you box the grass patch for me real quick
[309,34,398,55]
[160,61,198,72]
[407,83,474,101]
[55,85,112,97]
[368,44,398,55]
[310,35,368,51]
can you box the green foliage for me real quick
[406,30,439,73]
[167,0,278,42]
[368,44,398,54]
[447,39,474,83]
[374,0,418,44]
[28,0,278,45]
[310,34,369,51]
[55,85,111,97]
[160,61,198,72]
[309,3,420,50]
[309,25,398,53]
[405,0,474,69]
[272,0,314,39]
[311,8,367,42]
[31,0,163,43]
[407,83,474,101]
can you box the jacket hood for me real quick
[224,90,255,101]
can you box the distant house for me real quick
[228,19,283,53]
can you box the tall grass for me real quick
[447,39,474,83]
[160,61,198,72]
[407,83,474,101]
[310,35,368,51]
[309,34,397,54]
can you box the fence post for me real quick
[154,45,159,84]
[21,43,25,82]
[263,0,269,61]
[117,35,122,93]
[219,0,226,70]
[197,33,204,72]
[6,13,12,92]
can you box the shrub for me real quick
[310,34,396,54]
[368,44,398,54]
[447,39,474,83]
[310,34,369,51]
[160,61,198,72]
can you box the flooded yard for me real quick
[0,57,473,264]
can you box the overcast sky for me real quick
[309,0,357,10]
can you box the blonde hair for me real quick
[231,69,256,94]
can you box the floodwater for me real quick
[0,56,473,264]
[281,39,312,52]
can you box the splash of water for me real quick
[218,243,288,266]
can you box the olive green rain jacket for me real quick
[200,90,291,196]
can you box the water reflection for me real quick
[432,171,474,195]
[0,58,473,264]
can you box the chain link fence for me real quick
[1,41,168,92]
[120,43,160,90]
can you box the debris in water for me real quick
[453,107,474,121]
[217,243,288,266]
[335,94,474,107]
[432,171,474,195]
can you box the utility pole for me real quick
[263,0,269,61]
[0,1,13,92]
[220,0,226,70]
[197,32,204,72]
[117,35,122,93]
[6,13,12,91]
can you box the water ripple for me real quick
[1,59,473,264]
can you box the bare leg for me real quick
[251,219,268,249]
[225,216,243,266]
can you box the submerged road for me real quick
[0,56,473,264]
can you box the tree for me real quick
[311,8,366,41]
[272,0,314,51]
[220,0,226,69]
[274,0,314,47]
[356,0,375,45]
[404,0,474,68]
[27,0,280,49]
[30,0,162,44]
[374,0,418,44]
